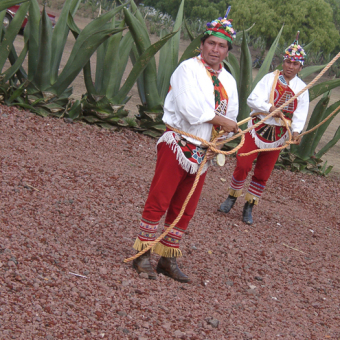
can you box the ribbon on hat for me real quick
[204,6,236,43]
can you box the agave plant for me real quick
[0,2,30,85]
[0,0,129,117]
[125,0,205,137]
[67,9,178,128]
[0,0,30,12]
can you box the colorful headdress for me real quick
[204,6,236,43]
[283,31,306,65]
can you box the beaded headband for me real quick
[204,6,236,43]
[283,31,306,65]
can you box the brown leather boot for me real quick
[132,250,157,280]
[156,257,191,283]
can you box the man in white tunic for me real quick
[219,32,309,225]
[132,10,239,282]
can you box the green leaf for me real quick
[102,20,127,97]
[50,0,81,84]
[95,38,108,94]
[124,6,162,109]
[67,100,82,119]
[51,27,125,96]
[179,33,203,64]
[224,52,240,87]
[299,64,327,80]
[0,0,29,12]
[294,93,330,159]
[66,3,128,67]
[310,100,340,154]
[253,25,284,89]
[83,61,97,96]
[309,78,340,102]
[0,11,6,42]
[113,31,133,96]
[157,0,184,101]
[67,11,81,37]
[113,30,177,104]
[0,2,30,72]
[157,30,172,101]
[315,125,340,159]
[238,31,252,122]
[33,7,53,91]
[27,0,40,81]
[130,45,146,104]
[1,39,28,83]
[184,18,195,41]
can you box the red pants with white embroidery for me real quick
[230,132,281,199]
[137,141,207,249]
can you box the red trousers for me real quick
[143,141,207,229]
[231,132,281,200]
[135,141,207,253]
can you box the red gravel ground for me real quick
[1,105,339,340]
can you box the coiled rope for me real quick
[124,52,340,263]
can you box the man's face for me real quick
[200,35,229,70]
[282,59,302,81]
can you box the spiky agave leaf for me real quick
[0,0,29,12]
[0,2,30,72]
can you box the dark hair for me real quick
[201,34,233,51]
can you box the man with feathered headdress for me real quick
[219,32,309,225]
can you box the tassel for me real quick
[153,242,183,258]
[228,188,243,197]
[133,238,154,252]
[245,192,259,205]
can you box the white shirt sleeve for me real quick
[247,73,274,114]
[170,62,216,125]
[291,81,309,133]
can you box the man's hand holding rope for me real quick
[205,115,238,160]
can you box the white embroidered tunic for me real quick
[247,72,309,149]
[162,57,239,146]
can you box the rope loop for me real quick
[124,52,340,263]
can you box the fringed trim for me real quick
[157,131,208,174]
[228,188,243,197]
[245,192,260,205]
[133,238,155,252]
[153,242,183,258]
[248,119,288,149]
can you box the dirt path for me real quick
[0,105,339,339]
[7,9,340,178]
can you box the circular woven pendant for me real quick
[216,154,226,166]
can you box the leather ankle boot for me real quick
[242,201,255,225]
[218,195,237,213]
[133,250,157,280]
[156,257,191,283]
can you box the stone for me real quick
[139,272,149,279]
[99,267,108,275]
[207,318,219,328]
